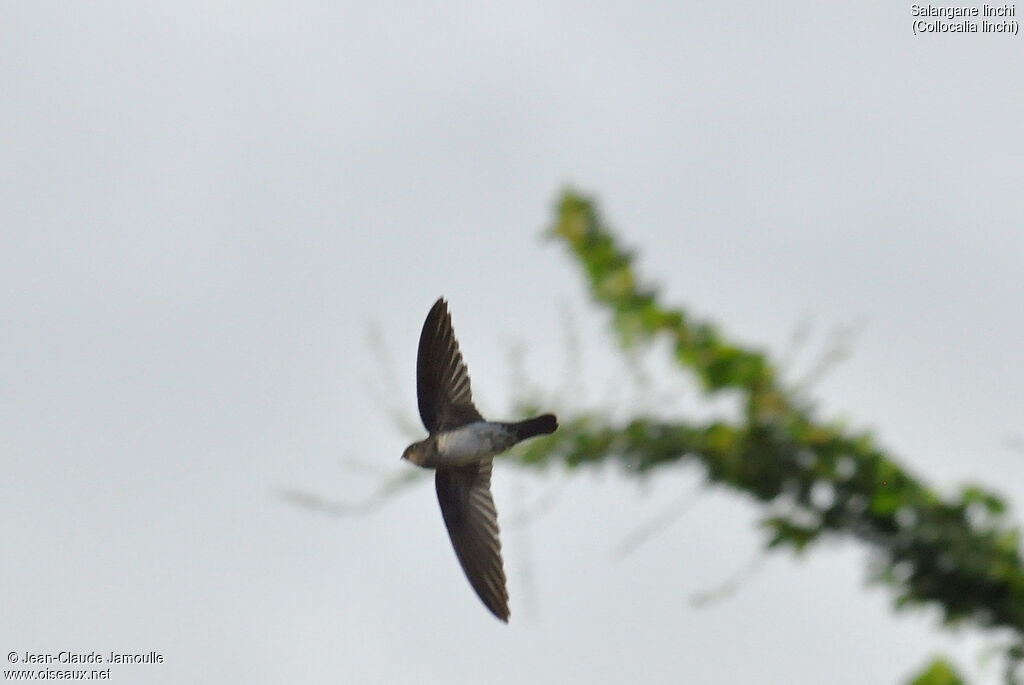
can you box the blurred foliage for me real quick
[514,189,1024,684]
[907,658,967,685]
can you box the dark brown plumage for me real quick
[402,297,557,622]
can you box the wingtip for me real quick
[425,296,447,317]
[489,603,510,623]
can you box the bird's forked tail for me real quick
[512,414,558,440]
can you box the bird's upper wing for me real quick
[416,297,484,433]
[435,460,509,622]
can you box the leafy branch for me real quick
[511,189,1024,684]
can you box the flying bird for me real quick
[401,297,558,622]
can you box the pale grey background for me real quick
[2,2,1023,683]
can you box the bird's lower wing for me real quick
[435,461,509,622]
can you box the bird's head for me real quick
[401,440,429,467]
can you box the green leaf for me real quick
[904,657,966,685]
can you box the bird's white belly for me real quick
[436,423,511,465]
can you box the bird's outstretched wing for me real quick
[435,460,509,622]
[417,297,484,433]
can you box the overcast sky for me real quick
[3,2,1023,684]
